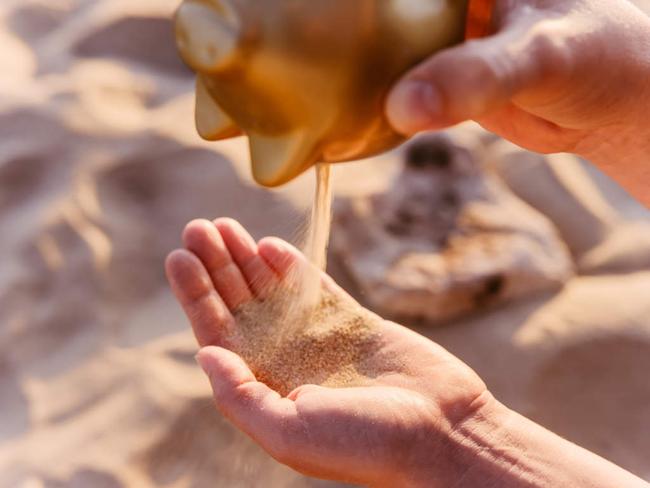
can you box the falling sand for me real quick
[305,163,334,272]
[229,164,386,396]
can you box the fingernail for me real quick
[387,80,442,134]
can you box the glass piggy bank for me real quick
[175,0,469,186]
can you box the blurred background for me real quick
[0,0,649,486]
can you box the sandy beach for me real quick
[1,0,649,486]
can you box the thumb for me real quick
[196,346,303,460]
[386,11,559,134]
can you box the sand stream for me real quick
[306,163,333,271]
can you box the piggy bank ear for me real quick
[388,0,466,48]
[195,76,241,141]
[175,0,240,73]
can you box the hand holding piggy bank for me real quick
[175,0,468,187]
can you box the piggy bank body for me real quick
[176,0,468,187]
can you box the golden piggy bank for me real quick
[175,0,469,187]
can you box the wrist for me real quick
[444,392,530,488]
[390,391,526,488]
[430,392,649,488]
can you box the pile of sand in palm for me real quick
[228,283,386,396]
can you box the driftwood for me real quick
[332,131,573,324]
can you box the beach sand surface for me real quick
[0,1,649,486]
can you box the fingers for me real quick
[165,249,235,347]
[386,9,569,134]
[196,346,303,460]
[171,218,355,337]
[258,236,345,298]
[258,236,304,279]
[183,216,337,295]
[214,218,280,297]
[183,219,252,309]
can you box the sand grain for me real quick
[232,288,384,396]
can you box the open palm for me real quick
[166,218,489,487]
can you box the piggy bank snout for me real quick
[175,0,240,73]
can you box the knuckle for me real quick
[525,20,576,76]
[185,272,213,302]
[188,291,227,326]
[459,45,512,91]
[435,48,506,117]
[440,43,501,91]
[469,53,504,88]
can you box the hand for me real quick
[387,0,650,202]
[165,218,491,487]
[165,218,650,487]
